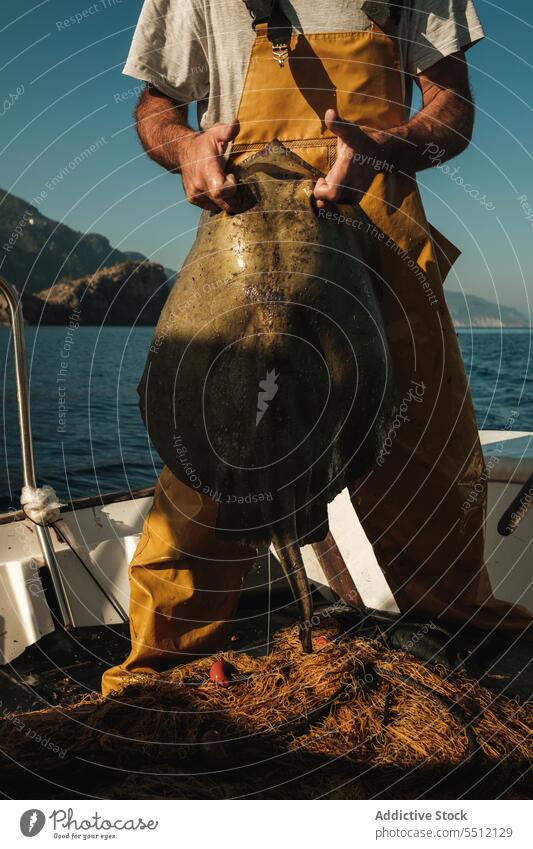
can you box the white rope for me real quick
[21,485,63,524]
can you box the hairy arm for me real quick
[374,50,474,171]
[134,86,239,211]
[314,51,475,204]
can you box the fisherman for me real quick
[102,0,531,695]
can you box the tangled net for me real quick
[1,616,531,799]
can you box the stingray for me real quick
[139,142,392,651]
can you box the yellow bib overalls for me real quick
[102,10,531,695]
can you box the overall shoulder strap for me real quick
[241,0,274,27]
[242,2,406,32]
[241,0,292,66]
[390,1,406,24]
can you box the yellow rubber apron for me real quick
[228,14,532,634]
[101,467,256,695]
[102,10,531,696]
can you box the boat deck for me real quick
[0,599,532,801]
[2,590,532,717]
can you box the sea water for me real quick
[0,326,531,511]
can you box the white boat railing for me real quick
[0,275,73,628]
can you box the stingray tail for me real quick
[270,519,314,653]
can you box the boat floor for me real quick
[2,591,532,715]
[1,594,532,800]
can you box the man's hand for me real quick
[177,120,240,212]
[313,52,474,207]
[134,86,241,212]
[314,109,390,207]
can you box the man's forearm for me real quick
[369,53,475,174]
[135,86,197,173]
[374,87,474,173]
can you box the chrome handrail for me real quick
[0,275,73,628]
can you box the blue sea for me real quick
[1,327,532,512]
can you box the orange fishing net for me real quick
[1,617,531,799]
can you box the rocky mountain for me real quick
[445,291,530,328]
[1,188,530,328]
[16,261,169,326]
[0,188,151,295]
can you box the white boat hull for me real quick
[1,430,532,665]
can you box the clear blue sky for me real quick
[1,0,532,313]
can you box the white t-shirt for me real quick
[123,0,485,127]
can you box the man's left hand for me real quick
[314,52,475,208]
[314,108,391,207]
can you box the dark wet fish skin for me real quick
[139,142,393,649]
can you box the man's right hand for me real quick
[135,88,241,213]
[177,119,240,212]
